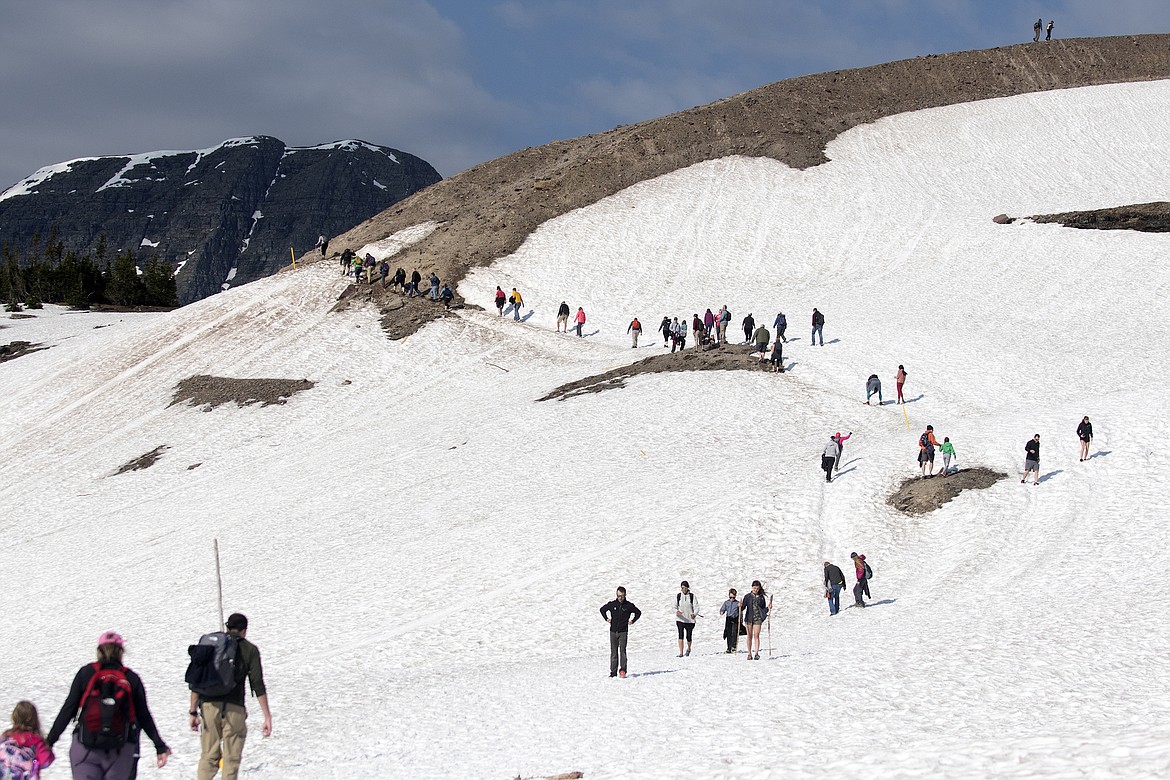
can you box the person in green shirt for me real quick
[940,437,956,476]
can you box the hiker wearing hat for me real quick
[190,613,272,780]
[823,561,847,615]
[831,432,852,472]
[821,436,838,482]
[718,588,741,653]
[46,631,171,778]
[674,581,699,657]
[850,553,872,607]
[918,425,940,477]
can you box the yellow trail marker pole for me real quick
[902,404,910,430]
[290,247,297,269]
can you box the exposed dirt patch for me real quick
[330,281,471,339]
[114,445,169,475]
[540,343,781,401]
[888,467,1007,515]
[0,341,49,363]
[1025,201,1170,232]
[170,375,315,410]
[316,36,1170,341]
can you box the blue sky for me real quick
[0,1,1166,188]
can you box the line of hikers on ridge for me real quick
[338,250,456,309]
[600,558,874,676]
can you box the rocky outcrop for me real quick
[1028,202,1170,232]
[0,137,440,304]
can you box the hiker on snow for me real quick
[600,587,641,678]
[769,339,784,372]
[918,425,939,477]
[821,437,839,482]
[719,589,741,654]
[1022,434,1041,485]
[190,613,272,780]
[556,301,570,331]
[850,552,872,607]
[47,631,171,778]
[774,312,787,342]
[316,234,328,257]
[811,308,825,346]
[940,437,956,476]
[865,374,882,405]
[1077,416,1093,461]
[509,288,524,321]
[1,700,55,778]
[674,581,698,657]
[832,431,852,472]
[627,317,642,348]
[659,316,672,346]
[896,365,907,404]
[495,286,507,316]
[823,561,848,616]
[740,581,768,661]
[742,313,755,344]
[574,307,587,337]
[752,324,771,356]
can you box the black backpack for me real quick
[864,561,874,580]
[185,632,240,698]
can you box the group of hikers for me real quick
[0,614,270,780]
[600,561,875,676]
[338,250,456,308]
[1033,18,1055,41]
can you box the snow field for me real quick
[1,80,1169,778]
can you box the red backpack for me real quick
[77,663,137,750]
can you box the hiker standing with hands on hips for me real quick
[600,587,641,678]
[188,613,272,780]
[46,630,171,778]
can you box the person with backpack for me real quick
[740,581,769,660]
[1022,434,1041,485]
[626,317,642,348]
[865,374,882,405]
[1033,18,1043,42]
[850,552,872,607]
[919,425,939,477]
[393,267,406,293]
[427,273,440,300]
[751,324,770,356]
[574,306,587,337]
[509,288,524,321]
[940,437,956,476]
[1,701,54,778]
[658,316,672,347]
[600,587,641,678]
[316,234,329,257]
[46,631,170,779]
[821,436,838,482]
[674,581,699,657]
[408,269,421,298]
[832,431,852,472]
[692,314,704,344]
[495,286,507,316]
[703,309,715,342]
[718,306,731,345]
[438,284,454,309]
[1046,19,1054,40]
[811,308,824,346]
[556,301,570,331]
[896,365,907,404]
[1077,416,1093,461]
[773,312,787,342]
[378,260,390,288]
[769,339,784,372]
[189,613,272,780]
[742,313,755,344]
[823,561,847,616]
[718,588,741,654]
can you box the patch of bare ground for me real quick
[539,344,780,401]
[330,281,473,340]
[114,445,169,475]
[0,341,49,363]
[170,375,315,410]
[888,467,1007,515]
[1024,201,1170,232]
[313,36,1170,340]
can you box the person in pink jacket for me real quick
[1,700,55,778]
[831,431,852,472]
[574,307,587,337]
[896,365,907,404]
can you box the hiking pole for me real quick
[213,539,225,628]
[767,594,774,658]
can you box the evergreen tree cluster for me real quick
[1,230,178,311]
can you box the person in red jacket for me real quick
[1,701,54,779]
[574,307,587,337]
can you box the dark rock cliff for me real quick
[0,136,440,304]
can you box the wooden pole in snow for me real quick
[214,539,225,628]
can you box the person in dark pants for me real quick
[774,311,787,342]
[408,270,421,297]
[439,284,454,309]
[1046,20,1054,40]
[865,374,882,404]
[821,437,838,482]
[742,313,755,344]
[823,561,847,615]
[600,587,641,678]
[46,631,172,779]
[495,286,507,316]
[659,316,672,346]
[850,552,871,607]
[1022,433,1041,484]
[811,308,824,345]
[719,588,740,653]
[1033,18,1042,42]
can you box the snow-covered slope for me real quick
[2,81,1169,779]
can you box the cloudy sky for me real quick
[1,1,1165,188]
